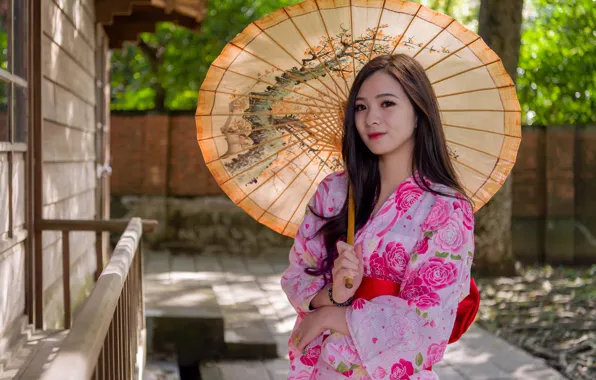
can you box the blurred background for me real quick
[105,1,595,378]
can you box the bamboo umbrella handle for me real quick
[345,184,355,289]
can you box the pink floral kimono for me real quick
[281,171,475,379]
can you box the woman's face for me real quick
[354,71,417,157]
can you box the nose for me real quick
[365,108,381,127]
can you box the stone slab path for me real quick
[143,251,566,380]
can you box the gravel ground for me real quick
[475,265,596,380]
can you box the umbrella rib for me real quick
[200,110,339,117]
[211,64,340,110]
[282,152,336,234]
[255,27,344,103]
[309,115,342,145]
[436,85,515,98]
[238,144,323,204]
[431,58,501,85]
[281,7,348,100]
[306,128,338,150]
[229,42,344,104]
[259,152,326,221]
[205,89,337,110]
[283,119,339,150]
[220,139,304,185]
[303,120,339,149]
[262,149,333,225]
[349,1,357,82]
[446,138,514,164]
[206,130,301,165]
[312,111,339,132]
[424,35,482,71]
[219,132,332,186]
[315,1,352,95]
[452,157,491,181]
[413,19,456,59]
[389,3,422,55]
[366,0,387,64]
[449,166,480,197]
[443,122,520,138]
[198,118,318,141]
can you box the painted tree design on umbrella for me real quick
[219,24,453,186]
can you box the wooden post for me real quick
[96,231,103,280]
[62,231,71,328]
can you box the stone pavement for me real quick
[143,250,566,380]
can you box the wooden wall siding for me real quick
[42,246,97,329]
[40,0,99,327]
[42,81,95,132]
[45,0,96,48]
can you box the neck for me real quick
[378,141,414,191]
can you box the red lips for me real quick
[368,132,385,140]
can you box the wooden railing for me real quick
[23,218,155,380]
[39,219,157,328]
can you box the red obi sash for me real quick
[354,276,480,344]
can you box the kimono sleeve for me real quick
[345,196,475,378]
[280,174,337,315]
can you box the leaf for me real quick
[415,352,424,367]
[411,253,418,263]
[422,312,429,319]
[468,251,474,257]
[336,362,350,373]
[424,231,433,238]
[416,308,421,315]
[435,251,449,258]
[414,368,419,374]
[450,254,462,260]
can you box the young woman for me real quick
[280,54,477,379]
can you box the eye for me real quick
[355,104,366,112]
[381,101,396,108]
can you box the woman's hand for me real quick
[332,242,364,303]
[290,309,328,352]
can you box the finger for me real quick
[342,249,359,267]
[336,258,359,272]
[299,340,307,352]
[356,243,364,259]
[336,241,351,254]
[337,268,359,279]
[297,333,307,351]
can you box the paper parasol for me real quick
[196,0,522,239]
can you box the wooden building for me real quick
[0,0,206,378]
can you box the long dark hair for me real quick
[306,54,470,278]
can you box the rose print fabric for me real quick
[281,171,475,379]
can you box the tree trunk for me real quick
[138,39,167,111]
[473,0,524,276]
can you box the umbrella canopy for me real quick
[196,0,521,238]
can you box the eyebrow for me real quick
[355,93,399,101]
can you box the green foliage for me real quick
[516,0,595,125]
[110,0,302,111]
[110,0,596,127]
[417,0,479,31]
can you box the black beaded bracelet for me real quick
[328,286,353,306]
